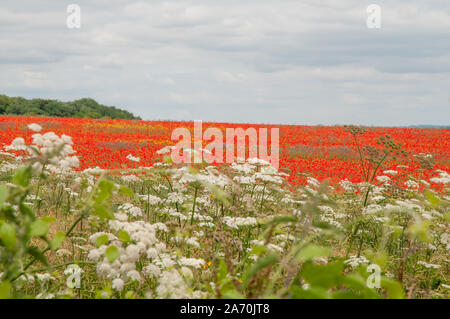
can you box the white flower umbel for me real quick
[112,278,125,292]
[5,137,27,151]
[126,154,140,162]
[222,216,258,229]
[417,261,441,269]
[344,255,369,268]
[118,203,143,217]
[27,123,42,132]
[156,269,198,299]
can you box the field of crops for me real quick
[0,115,449,299]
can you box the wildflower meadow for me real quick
[0,116,448,299]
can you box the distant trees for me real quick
[0,95,140,120]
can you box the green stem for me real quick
[34,163,47,215]
[374,168,422,188]
[13,213,86,282]
[259,183,266,212]
[352,135,368,181]
[363,153,389,207]
[345,222,361,258]
[190,187,198,226]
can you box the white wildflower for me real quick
[126,154,140,162]
[112,278,125,292]
[27,123,42,132]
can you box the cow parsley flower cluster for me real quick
[344,255,370,268]
[222,216,258,229]
[118,203,143,217]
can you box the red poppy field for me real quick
[1,115,448,188]
[1,115,449,299]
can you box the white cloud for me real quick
[0,0,448,125]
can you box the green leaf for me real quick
[96,234,109,247]
[248,245,268,257]
[208,185,230,206]
[0,222,16,250]
[380,278,404,299]
[93,204,114,219]
[264,216,297,228]
[243,254,278,283]
[336,273,380,299]
[50,232,66,250]
[408,220,431,243]
[27,247,48,266]
[13,166,32,187]
[41,216,57,223]
[118,230,130,243]
[332,290,364,299]
[341,273,368,290]
[297,244,331,262]
[0,281,11,299]
[290,286,330,299]
[300,261,344,290]
[425,191,440,208]
[29,220,49,237]
[0,184,8,208]
[217,259,228,283]
[105,245,120,263]
[222,290,245,299]
[95,180,115,205]
[312,220,335,230]
[19,203,34,218]
[119,186,134,198]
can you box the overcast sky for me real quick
[0,0,449,125]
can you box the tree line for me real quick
[0,95,140,120]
